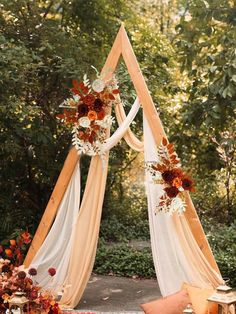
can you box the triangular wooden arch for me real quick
[24,25,219,274]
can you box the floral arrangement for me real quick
[0,259,60,313]
[57,72,119,157]
[0,231,31,267]
[147,138,195,214]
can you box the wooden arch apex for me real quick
[24,25,220,274]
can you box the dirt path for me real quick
[76,274,161,312]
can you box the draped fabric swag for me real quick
[30,98,223,309]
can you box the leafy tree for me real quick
[0,0,134,239]
[174,0,236,222]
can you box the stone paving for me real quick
[75,274,161,313]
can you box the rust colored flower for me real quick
[172,177,182,188]
[83,94,96,106]
[5,249,12,257]
[164,186,179,198]
[93,98,104,112]
[18,270,27,279]
[172,168,184,178]
[112,89,120,94]
[89,131,97,144]
[30,289,38,300]
[28,268,37,276]
[162,170,176,183]
[97,109,105,120]
[21,231,31,244]
[48,267,56,276]
[0,245,3,254]
[79,131,90,141]
[91,124,100,131]
[87,110,97,121]
[78,130,85,140]
[182,177,195,192]
[78,103,89,117]
[10,239,16,246]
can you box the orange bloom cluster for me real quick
[57,78,119,146]
[152,138,195,200]
[0,231,31,267]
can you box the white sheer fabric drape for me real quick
[30,161,81,289]
[143,114,223,296]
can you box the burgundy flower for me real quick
[162,170,176,183]
[30,289,38,300]
[48,267,56,276]
[93,98,104,112]
[18,271,27,279]
[164,186,179,198]
[28,267,37,276]
[1,264,10,273]
[182,177,194,191]
[78,103,89,117]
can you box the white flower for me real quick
[169,197,186,214]
[92,79,105,92]
[73,94,80,102]
[79,116,90,128]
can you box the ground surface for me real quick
[76,274,161,312]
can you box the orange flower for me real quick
[21,231,31,244]
[2,293,10,302]
[172,177,182,188]
[87,110,97,121]
[10,239,16,246]
[5,249,12,257]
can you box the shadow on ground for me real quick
[76,274,161,312]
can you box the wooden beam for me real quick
[24,24,219,275]
[101,25,122,76]
[24,28,122,268]
[24,148,79,267]
[119,25,219,273]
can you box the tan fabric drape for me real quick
[60,155,109,307]
[173,214,222,288]
[60,101,141,308]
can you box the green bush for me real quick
[99,216,150,242]
[204,220,236,287]
[94,243,155,278]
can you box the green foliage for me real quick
[175,0,236,150]
[94,243,155,278]
[0,0,135,240]
[204,219,236,287]
[100,216,150,242]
